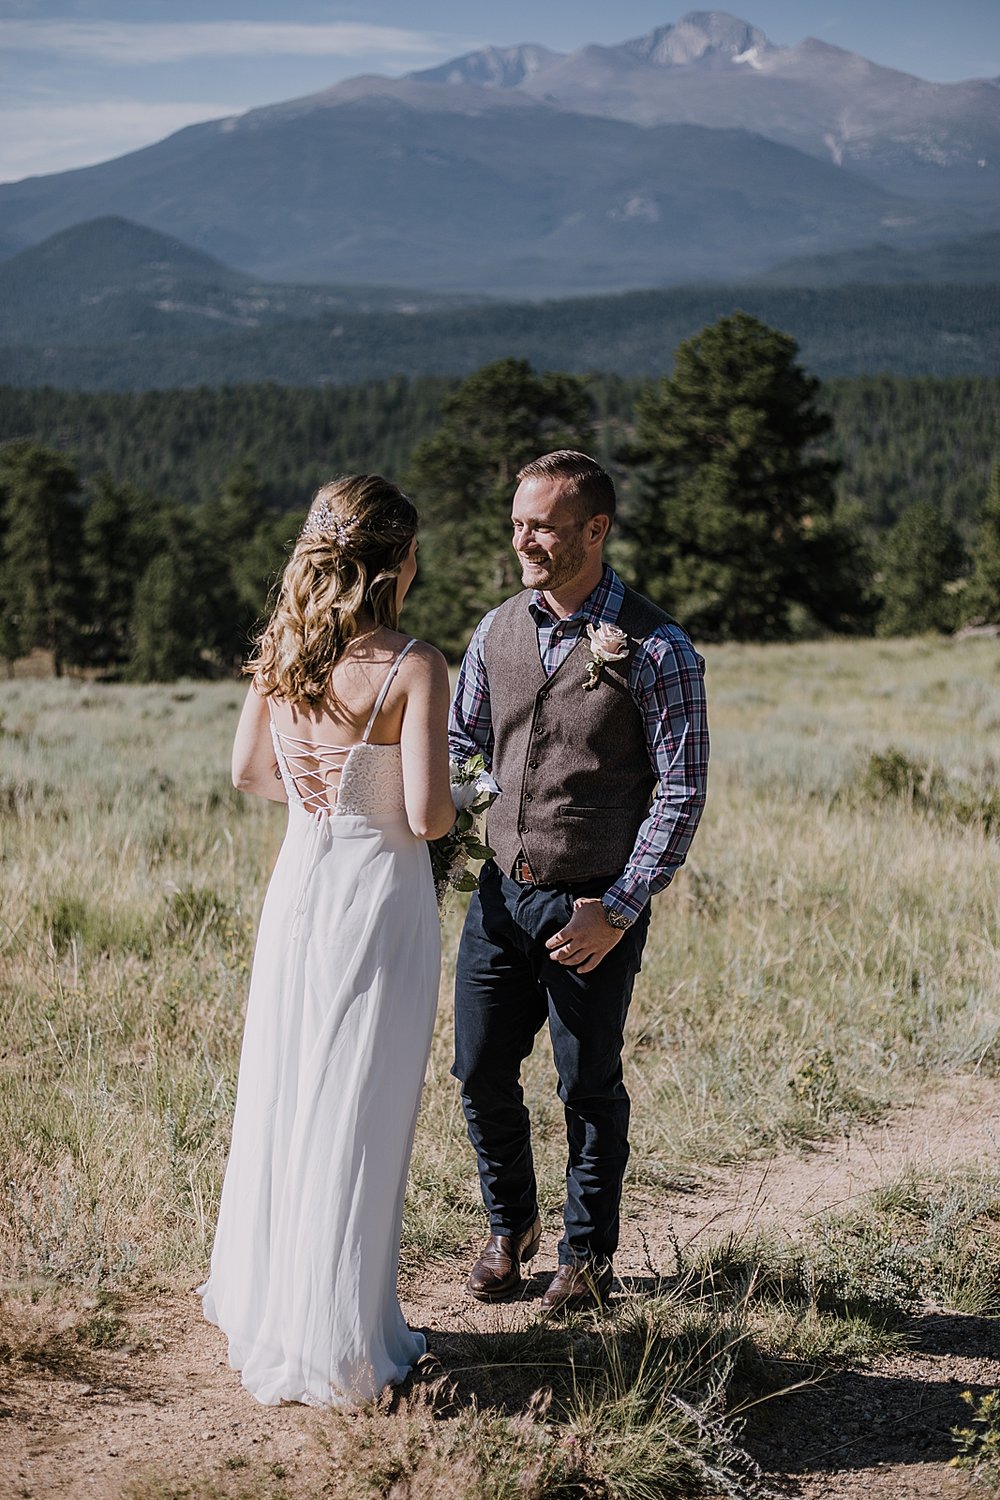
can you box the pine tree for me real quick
[230,509,302,653]
[127,510,209,681]
[81,473,164,671]
[197,462,271,670]
[0,443,86,674]
[404,360,594,656]
[963,463,1000,625]
[877,501,965,636]
[625,312,871,640]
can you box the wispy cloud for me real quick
[0,19,469,65]
[0,98,241,184]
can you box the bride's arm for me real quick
[399,643,455,840]
[231,680,288,803]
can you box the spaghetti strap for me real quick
[362,639,418,743]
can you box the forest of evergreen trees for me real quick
[0,317,997,679]
[0,373,994,532]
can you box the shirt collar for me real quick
[528,564,623,628]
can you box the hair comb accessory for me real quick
[301,507,359,545]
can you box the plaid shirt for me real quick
[449,566,709,921]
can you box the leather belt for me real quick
[509,854,619,891]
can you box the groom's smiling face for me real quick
[511,477,590,592]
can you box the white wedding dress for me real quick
[200,641,441,1406]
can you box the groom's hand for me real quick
[546,898,624,974]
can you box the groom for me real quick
[448,450,709,1313]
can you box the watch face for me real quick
[603,906,632,930]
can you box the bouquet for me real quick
[430,753,497,911]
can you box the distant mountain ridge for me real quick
[0,94,934,294]
[411,44,558,89]
[759,230,1000,286]
[408,14,776,84]
[0,11,997,300]
[408,10,1000,199]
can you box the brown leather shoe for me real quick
[540,1261,613,1316]
[466,1214,543,1301]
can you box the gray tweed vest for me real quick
[483,585,677,884]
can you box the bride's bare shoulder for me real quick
[398,637,448,673]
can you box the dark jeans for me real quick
[452,860,650,1266]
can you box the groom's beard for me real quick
[517,533,587,592]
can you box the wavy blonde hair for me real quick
[249,474,418,707]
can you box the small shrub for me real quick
[47,893,90,951]
[164,885,242,948]
[860,746,940,805]
[756,1304,908,1366]
[680,1229,914,1370]
[952,784,1000,835]
[877,1170,1000,1316]
[788,1048,875,1129]
[952,1388,1000,1488]
[6,1166,140,1286]
[808,1219,919,1324]
[42,892,151,958]
[76,1302,127,1349]
[859,746,1000,832]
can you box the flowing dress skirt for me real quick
[200,802,440,1406]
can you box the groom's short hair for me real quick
[516,450,616,523]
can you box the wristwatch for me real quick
[602,901,634,931]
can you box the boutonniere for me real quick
[583,622,630,690]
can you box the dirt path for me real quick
[4,1080,1000,1500]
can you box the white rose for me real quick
[452,780,482,812]
[452,770,500,810]
[587,622,629,662]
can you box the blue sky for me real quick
[2,0,998,184]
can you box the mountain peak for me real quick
[6,215,242,281]
[623,11,774,67]
[408,43,561,89]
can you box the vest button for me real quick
[528,760,539,769]
[524,793,534,802]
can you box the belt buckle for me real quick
[514,854,536,884]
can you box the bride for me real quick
[199,474,455,1407]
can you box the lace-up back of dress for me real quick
[269,640,416,819]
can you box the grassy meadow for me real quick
[3,634,1000,1496]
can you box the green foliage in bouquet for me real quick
[429,753,495,910]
